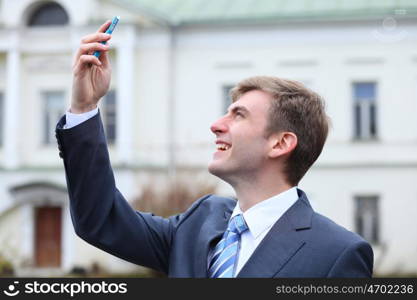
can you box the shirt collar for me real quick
[231,187,299,239]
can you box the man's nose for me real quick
[210,116,228,135]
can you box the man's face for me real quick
[208,90,273,183]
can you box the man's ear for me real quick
[268,132,297,159]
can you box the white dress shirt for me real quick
[64,109,300,277]
[209,187,299,277]
[64,107,98,129]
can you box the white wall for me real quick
[301,166,417,275]
[0,0,416,275]
[170,21,417,167]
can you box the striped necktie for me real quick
[208,214,249,278]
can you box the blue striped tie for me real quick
[208,214,248,278]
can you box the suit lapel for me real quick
[237,190,313,278]
[194,201,234,277]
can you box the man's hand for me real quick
[71,20,112,113]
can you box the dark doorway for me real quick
[34,206,62,267]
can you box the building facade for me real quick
[0,0,416,276]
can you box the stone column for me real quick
[116,25,135,165]
[3,42,20,169]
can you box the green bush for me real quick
[0,254,14,276]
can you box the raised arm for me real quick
[56,21,177,273]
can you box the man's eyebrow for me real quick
[229,105,250,114]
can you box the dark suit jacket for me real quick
[56,113,373,277]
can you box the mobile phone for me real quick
[93,16,120,58]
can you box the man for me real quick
[56,21,373,277]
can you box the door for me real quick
[34,206,62,267]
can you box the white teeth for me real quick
[216,143,230,151]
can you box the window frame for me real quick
[222,84,235,114]
[352,82,378,141]
[27,2,69,27]
[99,90,117,145]
[0,92,3,147]
[42,90,66,145]
[354,195,380,245]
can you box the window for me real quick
[28,2,69,26]
[354,196,380,244]
[353,82,377,140]
[222,85,235,113]
[0,93,3,147]
[100,90,117,144]
[43,91,65,145]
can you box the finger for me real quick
[74,54,102,73]
[73,20,112,65]
[100,50,111,69]
[81,32,111,44]
[79,42,109,55]
[97,20,112,33]
[74,35,111,65]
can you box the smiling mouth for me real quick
[216,143,231,151]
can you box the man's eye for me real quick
[236,112,244,117]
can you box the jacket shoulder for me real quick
[310,211,369,248]
[173,194,236,226]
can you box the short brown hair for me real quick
[230,76,330,185]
